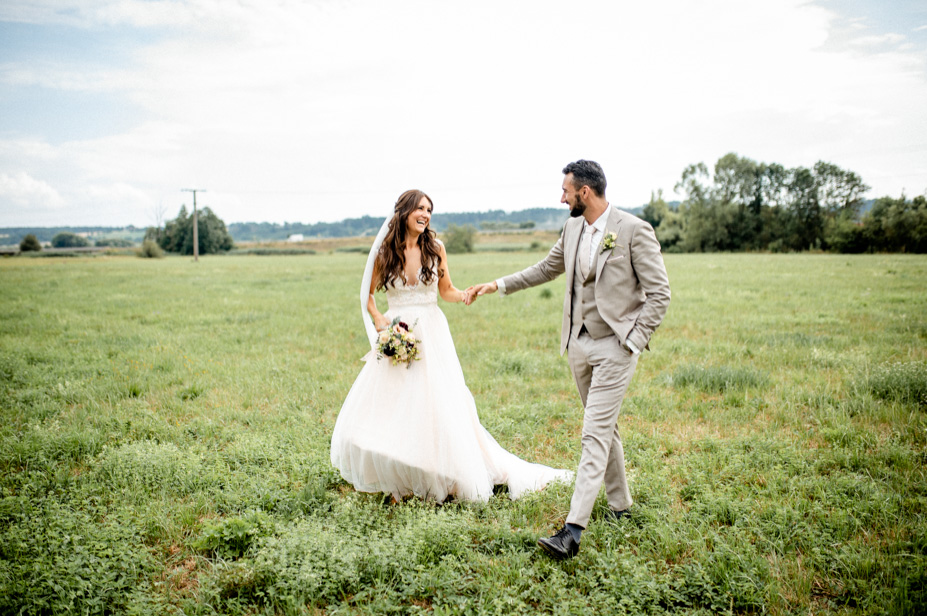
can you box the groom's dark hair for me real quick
[563,160,607,197]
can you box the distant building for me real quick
[287,234,304,242]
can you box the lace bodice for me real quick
[386,271,438,307]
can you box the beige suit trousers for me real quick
[565,329,638,528]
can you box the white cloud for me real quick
[849,32,909,48]
[0,171,64,208]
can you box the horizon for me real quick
[0,203,645,230]
[0,201,676,231]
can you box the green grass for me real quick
[1,252,925,614]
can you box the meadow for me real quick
[0,250,925,615]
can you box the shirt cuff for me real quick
[625,338,641,355]
[495,278,507,297]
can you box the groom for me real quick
[467,160,670,559]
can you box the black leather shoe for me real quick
[538,527,579,560]
[608,508,631,522]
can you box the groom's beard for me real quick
[569,195,587,218]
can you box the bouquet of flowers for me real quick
[376,316,420,367]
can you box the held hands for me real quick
[462,282,498,306]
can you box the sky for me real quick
[1,0,926,228]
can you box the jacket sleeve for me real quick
[500,231,567,294]
[626,221,670,351]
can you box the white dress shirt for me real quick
[582,210,608,272]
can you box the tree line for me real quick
[9,153,924,255]
[5,227,142,245]
[644,153,926,253]
[226,208,568,242]
[16,232,134,252]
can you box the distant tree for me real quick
[158,206,189,252]
[713,153,763,249]
[144,225,162,244]
[757,202,790,252]
[150,201,167,229]
[19,234,41,252]
[864,194,927,253]
[813,161,869,219]
[641,190,668,229]
[51,232,90,248]
[136,239,165,259]
[714,153,760,207]
[755,163,790,249]
[642,190,683,252]
[758,163,790,209]
[785,167,823,251]
[157,206,234,255]
[675,162,731,252]
[95,238,134,247]
[667,155,881,252]
[442,224,476,254]
[823,213,868,253]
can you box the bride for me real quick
[330,189,572,502]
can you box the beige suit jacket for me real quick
[501,206,671,355]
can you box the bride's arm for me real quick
[368,260,390,331]
[436,240,467,304]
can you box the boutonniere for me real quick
[600,231,618,254]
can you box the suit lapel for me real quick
[565,217,584,286]
[594,206,622,281]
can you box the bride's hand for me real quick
[465,282,497,305]
[374,314,390,331]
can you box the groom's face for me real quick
[561,174,587,218]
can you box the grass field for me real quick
[1,251,925,615]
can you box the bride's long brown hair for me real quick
[375,189,444,291]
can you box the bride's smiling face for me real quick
[405,196,433,236]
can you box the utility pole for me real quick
[181,188,206,261]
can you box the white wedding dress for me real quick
[330,270,573,502]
